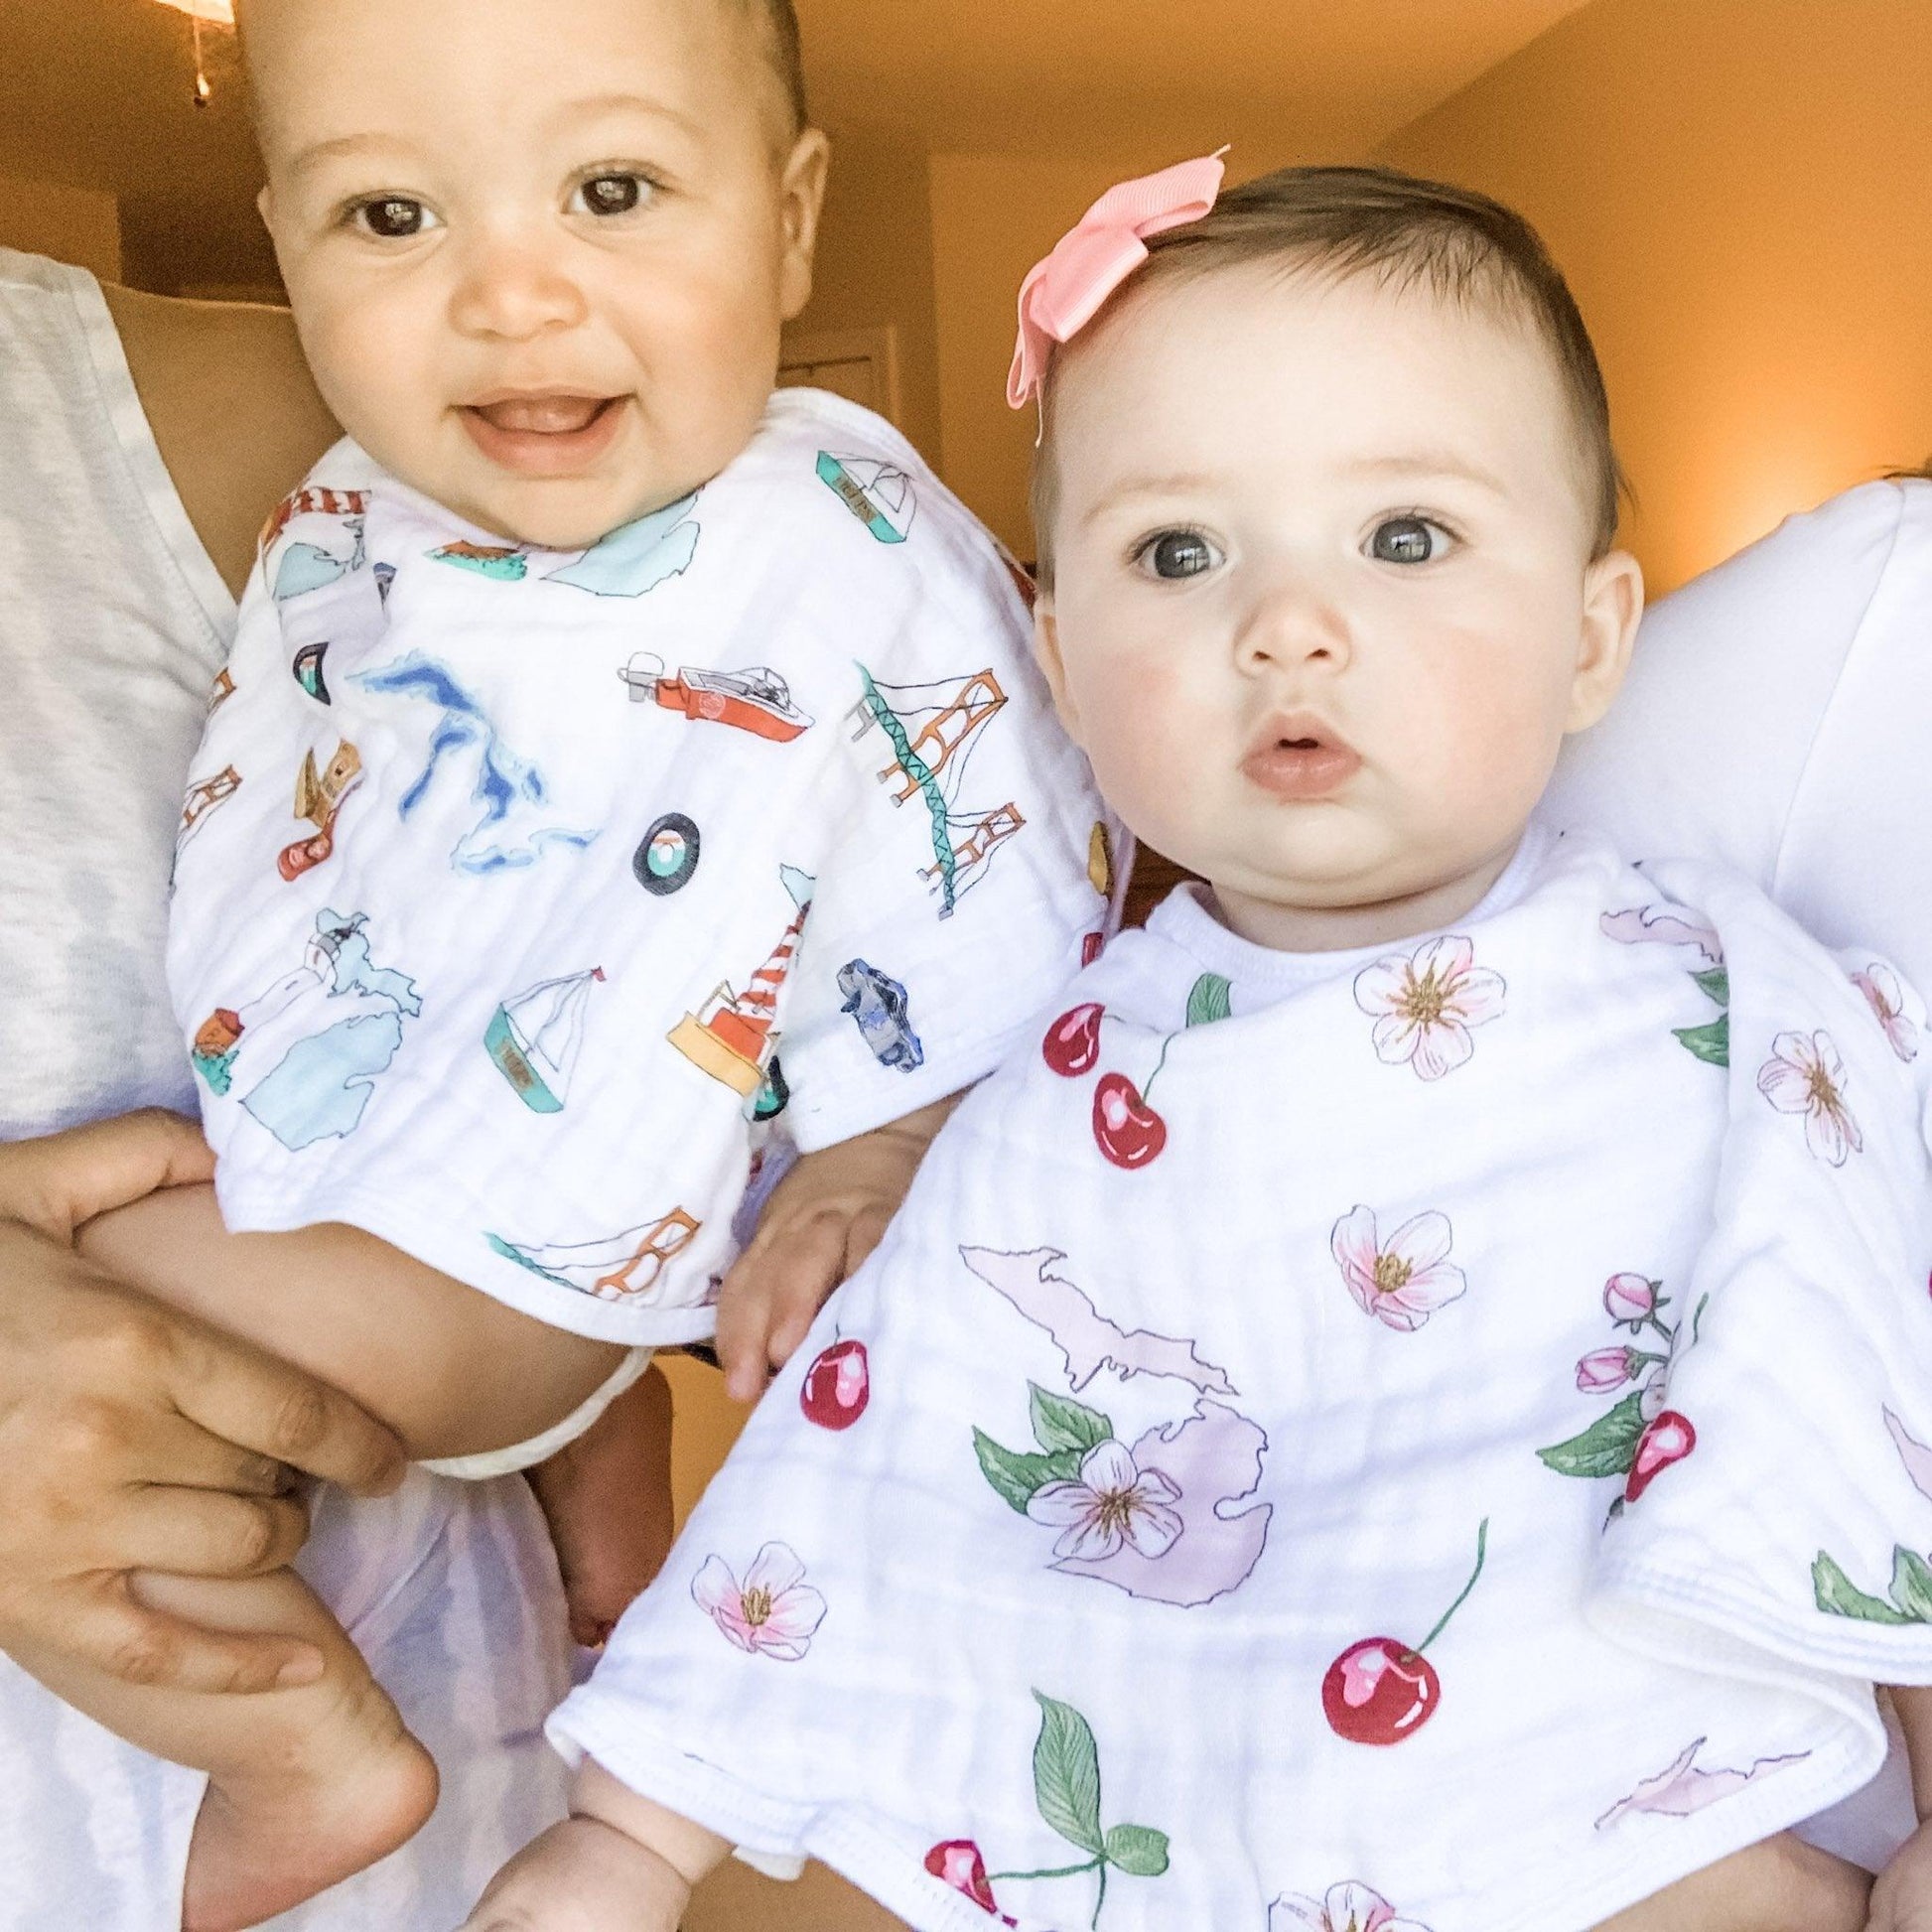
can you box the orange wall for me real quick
[1376,0,1932,595]
[0,170,120,281]
[792,125,944,466]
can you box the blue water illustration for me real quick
[353,650,599,874]
[545,492,700,596]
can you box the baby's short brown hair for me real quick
[1033,164,1627,583]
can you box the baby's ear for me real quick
[1566,548,1645,735]
[1032,595,1084,746]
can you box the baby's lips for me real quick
[465,393,614,436]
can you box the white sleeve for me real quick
[774,545,1122,1153]
[1546,480,1906,897]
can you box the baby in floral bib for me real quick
[471,163,1932,1932]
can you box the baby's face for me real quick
[246,0,827,549]
[1036,266,1643,948]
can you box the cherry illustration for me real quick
[799,1338,870,1431]
[1042,1002,1105,1077]
[1625,1410,1697,1502]
[924,1842,1016,1923]
[1092,1072,1168,1169]
[1322,1520,1488,1747]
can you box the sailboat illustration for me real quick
[849,665,1022,916]
[668,868,813,1097]
[485,965,606,1113]
[816,453,915,544]
[485,1207,702,1304]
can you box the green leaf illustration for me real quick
[1815,1551,1919,1624]
[1537,1392,1648,1479]
[1673,1015,1730,1066]
[1033,1693,1105,1856]
[1691,966,1730,1007]
[1103,1824,1171,1876]
[1892,1548,1932,1621]
[1030,1384,1114,1457]
[974,1430,1081,1514]
[1185,973,1233,1028]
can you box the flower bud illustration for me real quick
[1603,1273,1659,1325]
[1575,1346,1638,1394]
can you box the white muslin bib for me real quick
[168,393,1118,1349]
[551,828,1932,1932]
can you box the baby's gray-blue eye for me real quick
[579,175,644,216]
[360,199,427,239]
[1369,516,1443,565]
[1145,531,1215,580]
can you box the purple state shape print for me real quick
[1051,1402,1272,1606]
[959,1246,1237,1395]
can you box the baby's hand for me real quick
[715,1095,959,1401]
[1871,1819,1932,1932]
[525,1365,676,1648]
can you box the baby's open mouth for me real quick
[458,393,628,478]
[1242,717,1363,800]
[466,394,620,436]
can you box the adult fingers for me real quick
[111,1485,311,1580]
[16,1576,324,1698]
[3,1110,216,1238]
[165,1322,406,1497]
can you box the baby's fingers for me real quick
[715,1212,848,1401]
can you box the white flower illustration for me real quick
[1757,1030,1863,1167]
[1852,963,1920,1062]
[1027,1439,1182,1562]
[1330,1206,1468,1333]
[1353,935,1505,1081]
[691,1542,827,1660]
[1270,1881,1435,1932]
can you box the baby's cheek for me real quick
[1075,661,1209,839]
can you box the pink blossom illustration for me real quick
[1270,1881,1435,1931]
[1757,1030,1863,1166]
[1331,1207,1467,1332]
[1577,1346,1640,1393]
[1028,1440,1183,1562]
[690,1542,826,1660]
[1052,1404,1273,1607]
[1353,936,1505,1081]
[1853,963,1920,1063]
[1599,905,1724,967]
[1603,1273,1659,1325]
[1595,1737,1810,1830]
[1887,1409,1932,1505]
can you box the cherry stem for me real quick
[1414,1518,1489,1656]
[989,1859,1102,1882]
[1141,1033,1176,1102]
[1092,1861,1108,1929]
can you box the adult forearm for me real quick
[77,1182,625,1464]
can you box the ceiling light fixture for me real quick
[152,0,235,109]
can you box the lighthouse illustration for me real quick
[668,867,813,1097]
[849,665,1025,917]
[486,1207,702,1304]
[485,965,605,1113]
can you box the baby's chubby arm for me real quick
[1869,1687,1932,1931]
[714,1093,960,1402]
[465,1760,731,1932]
[59,1115,625,1464]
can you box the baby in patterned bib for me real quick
[65,0,1113,1926]
[468,163,1932,1932]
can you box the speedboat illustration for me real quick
[430,540,528,581]
[619,653,812,743]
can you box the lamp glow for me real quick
[153,1,234,21]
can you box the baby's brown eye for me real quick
[577,175,644,217]
[358,198,429,239]
[1143,531,1216,580]
[1369,516,1446,564]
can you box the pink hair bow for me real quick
[1007,150,1228,410]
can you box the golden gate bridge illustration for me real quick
[849,665,1026,917]
[486,1207,702,1304]
[485,965,605,1114]
[668,866,814,1099]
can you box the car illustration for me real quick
[836,958,924,1072]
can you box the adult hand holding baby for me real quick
[0,1111,406,1700]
